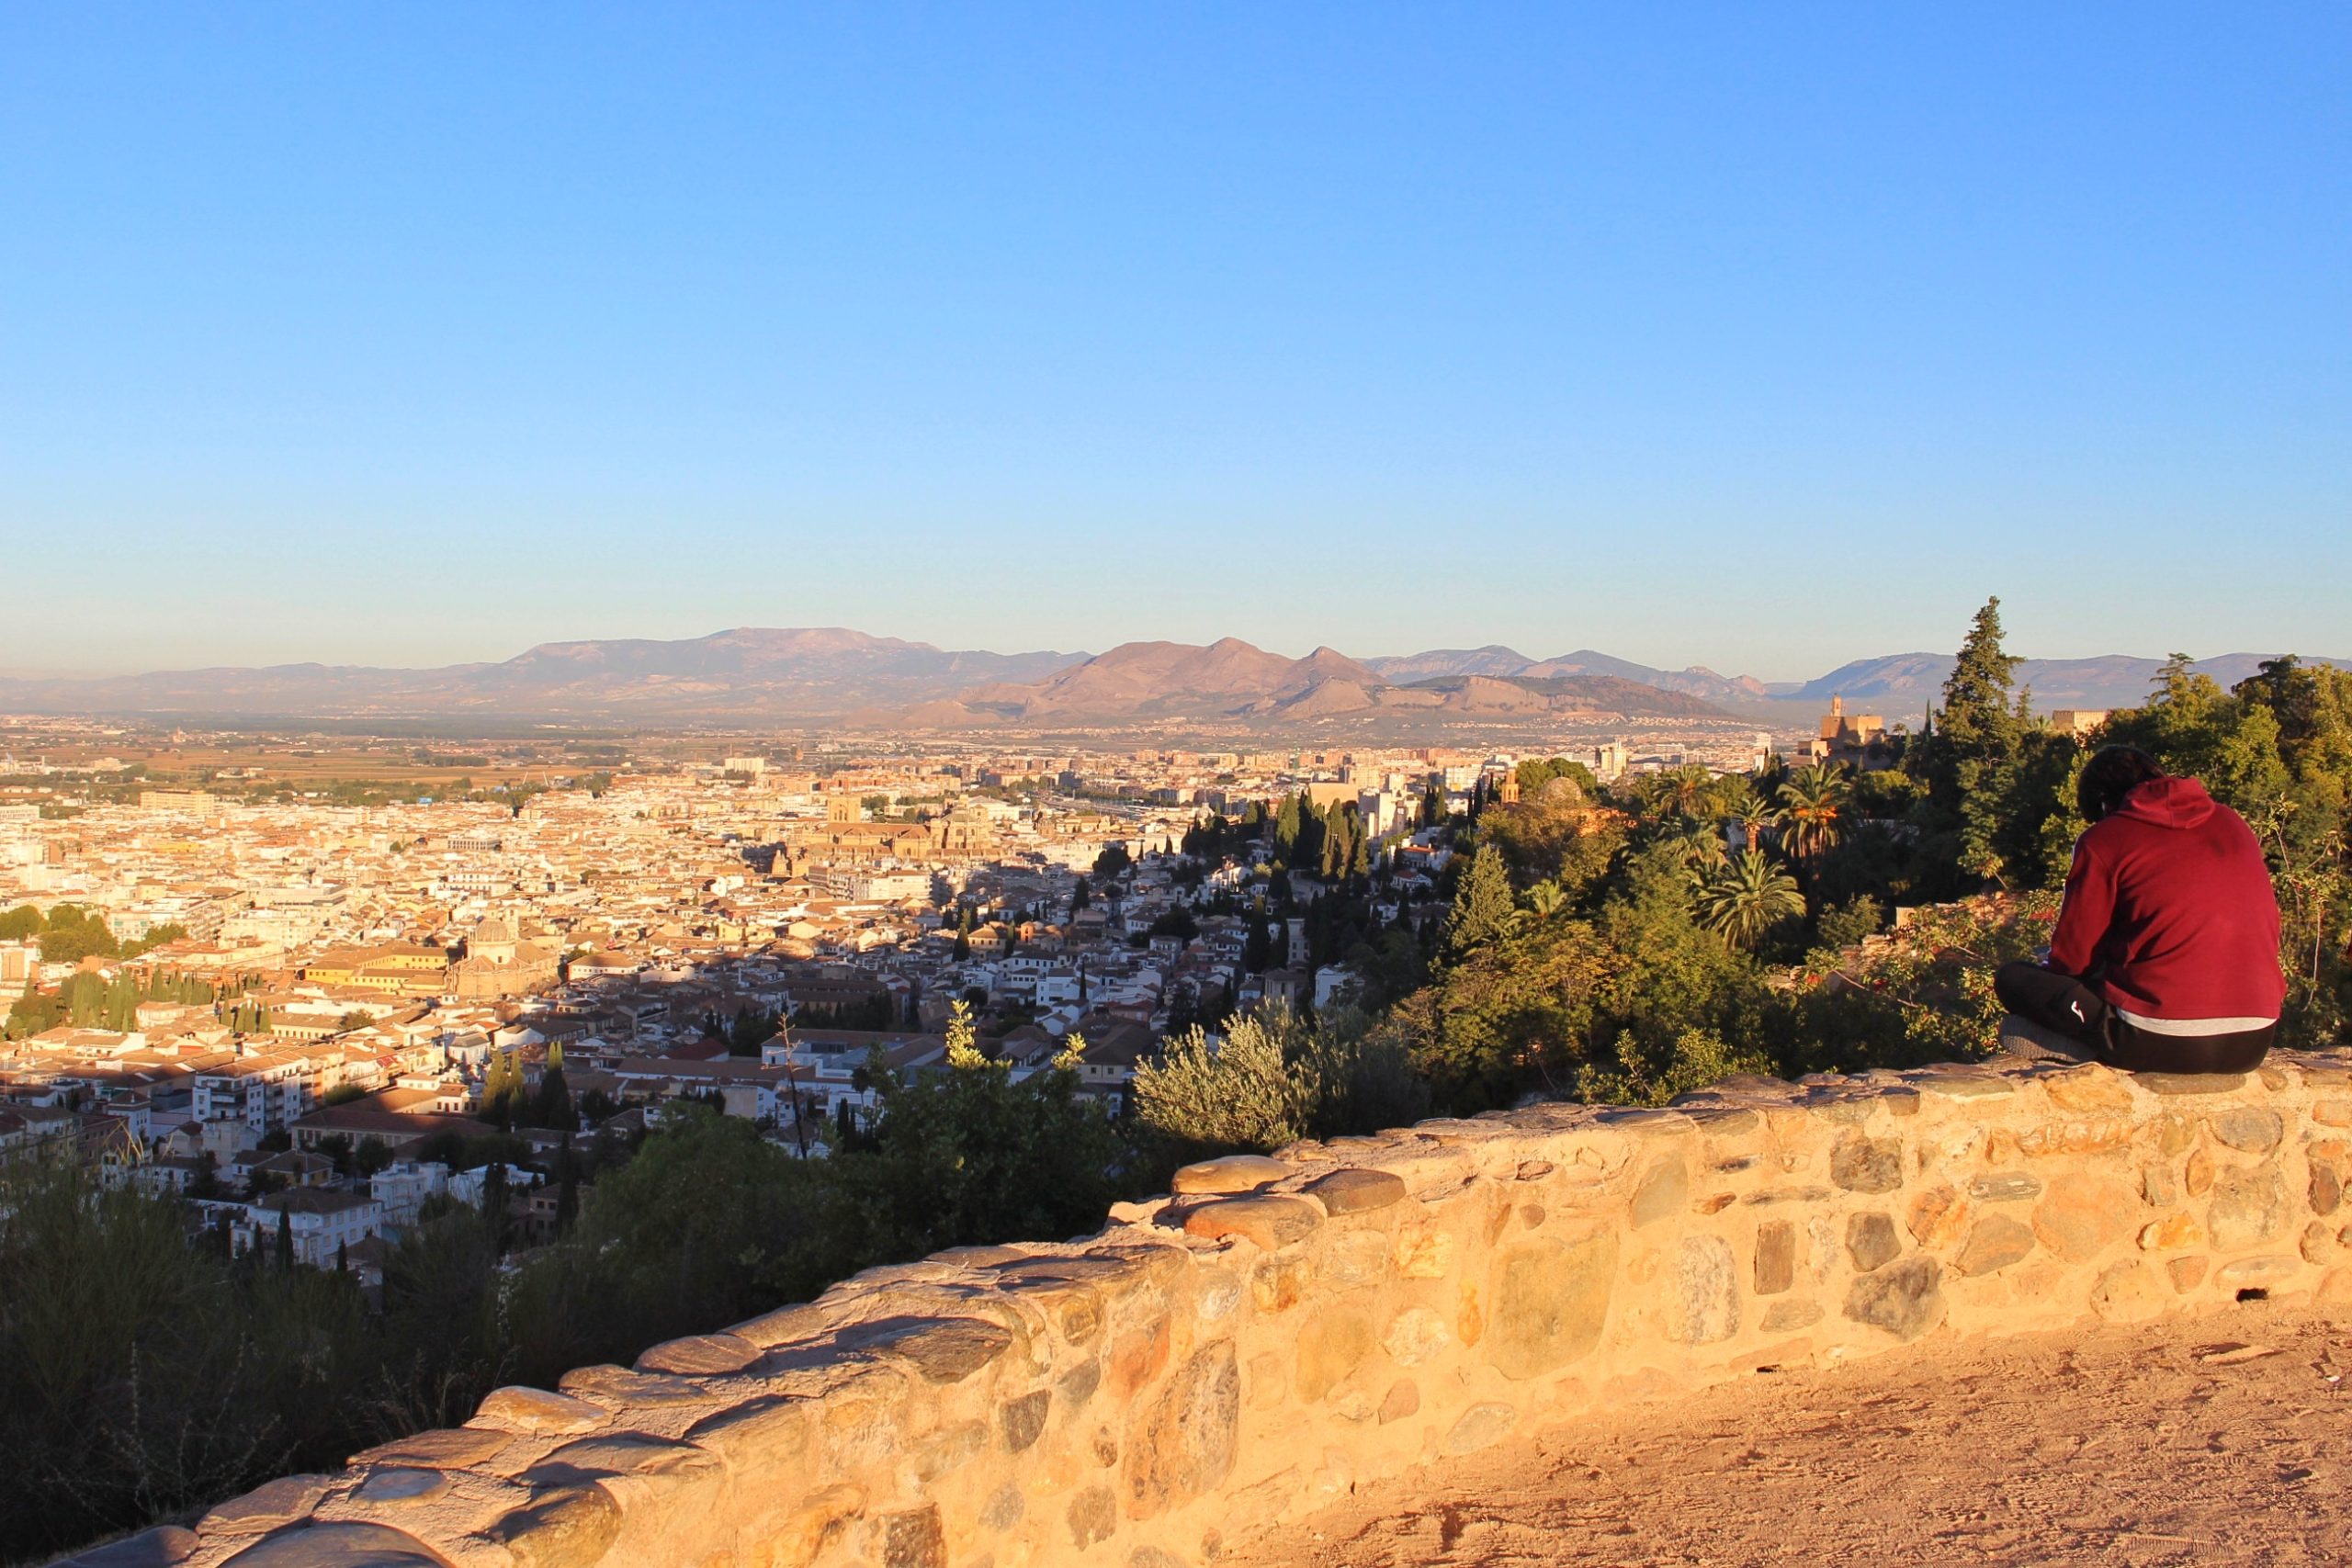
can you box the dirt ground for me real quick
[1228,1300,2352,1567]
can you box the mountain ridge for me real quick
[0,628,2338,727]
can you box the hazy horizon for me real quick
[3,619,2344,690]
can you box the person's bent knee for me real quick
[1993,960,2044,1013]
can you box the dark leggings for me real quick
[1994,961,2273,1074]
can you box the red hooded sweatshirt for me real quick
[2047,776,2284,1027]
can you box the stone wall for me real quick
[72,1052,2352,1568]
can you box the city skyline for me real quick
[6,6,2349,673]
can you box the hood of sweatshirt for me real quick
[2110,774,2217,830]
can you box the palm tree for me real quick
[1775,763,1853,863]
[1692,851,1807,950]
[1661,818,1731,873]
[1733,797,1777,854]
[1521,880,1567,919]
[1650,763,1720,821]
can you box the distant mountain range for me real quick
[0,628,2337,728]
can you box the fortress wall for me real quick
[85,1052,2352,1568]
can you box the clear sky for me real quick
[4,5,2346,680]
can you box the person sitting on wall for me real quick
[1996,744,2282,1073]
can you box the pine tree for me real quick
[274,1207,294,1269]
[1943,598,2029,880]
[1443,844,1514,960]
[482,1159,509,1251]
[554,1134,579,1233]
[533,1064,573,1130]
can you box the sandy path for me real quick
[1227,1300,2352,1567]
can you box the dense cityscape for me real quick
[0,709,1803,1221]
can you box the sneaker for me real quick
[1996,1014,2093,1062]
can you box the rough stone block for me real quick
[764,1482,865,1566]
[884,1506,948,1568]
[1440,1402,1519,1456]
[999,1387,1052,1452]
[2135,1072,2247,1097]
[2208,1164,2288,1249]
[2208,1107,2284,1153]
[1295,1306,1375,1403]
[481,1483,621,1568]
[537,1432,717,1482]
[728,1301,831,1348]
[2089,1260,2166,1323]
[1120,1341,1238,1520]
[473,1387,610,1437]
[1629,1154,1690,1226]
[1968,1172,2042,1204]
[1744,1186,1833,1206]
[981,1482,1024,1531]
[1846,1213,1901,1274]
[2017,1119,2133,1157]
[2031,1173,2134,1264]
[1326,1228,1394,1285]
[1393,1226,1456,1280]
[2044,1066,2134,1113]
[1760,1299,1823,1333]
[349,1428,511,1471]
[1307,1168,1408,1214]
[2215,1255,2301,1290]
[1171,1155,1291,1195]
[1956,1215,2036,1277]
[1829,1133,1904,1194]
[347,1468,451,1506]
[1486,1229,1616,1379]
[59,1527,199,1567]
[634,1331,763,1377]
[199,1475,332,1536]
[1842,1256,1946,1341]
[1664,1235,1740,1345]
[220,1523,454,1566]
[1381,1305,1451,1367]
[1916,1072,2015,1100]
[1250,1255,1306,1313]
[1905,1184,1965,1247]
[2312,1160,2346,1218]
[1754,1220,1797,1295]
[996,1273,1105,1345]
[1182,1194,1323,1251]
[1105,1312,1174,1398]
[841,1316,1017,1384]
[682,1395,809,1475]
[2138,1213,2204,1251]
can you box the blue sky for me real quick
[3,4,2346,679]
